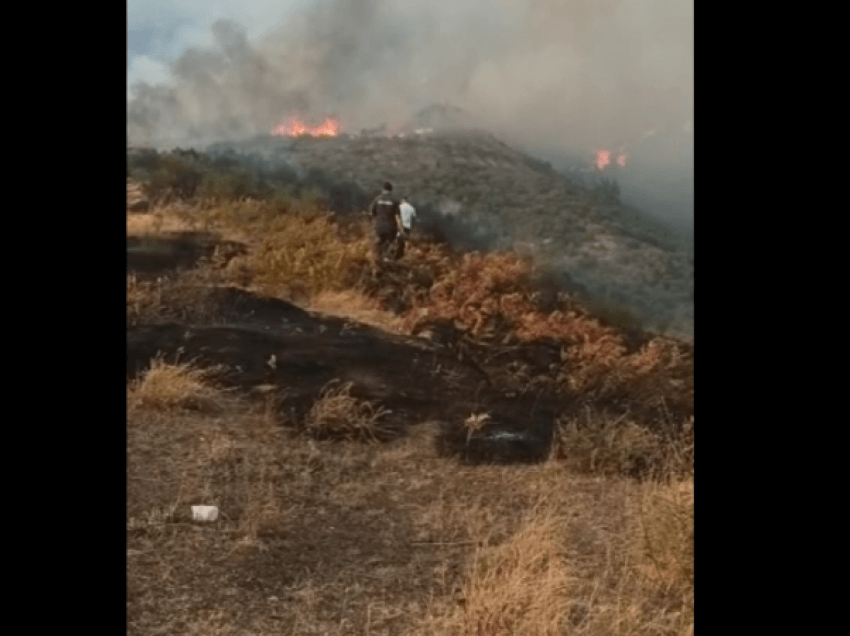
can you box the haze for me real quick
[128,0,693,234]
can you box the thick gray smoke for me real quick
[128,0,693,232]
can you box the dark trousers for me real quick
[374,230,397,260]
[396,231,409,259]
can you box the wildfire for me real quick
[272,117,340,137]
[595,149,628,170]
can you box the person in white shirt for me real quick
[399,197,416,233]
[397,196,417,259]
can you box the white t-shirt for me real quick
[399,202,416,230]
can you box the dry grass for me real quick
[407,462,694,636]
[309,289,405,332]
[563,337,694,424]
[305,380,393,441]
[127,200,692,432]
[126,270,223,325]
[246,212,372,298]
[127,190,693,635]
[126,203,258,326]
[397,247,607,343]
[127,356,232,413]
[415,507,571,636]
[379,243,693,423]
[630,480,694,594]
[128,200,374,305]
[127,201,256,243]
[555,409,666,478]
[463,412,492,443]
[554,408,693,480]
[128,391,693,635]
[127,209,198,236]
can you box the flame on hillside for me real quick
[272,117,340,137]
[595,149,628,170]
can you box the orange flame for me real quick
[595,150,611,170]
[595,150,628,170]
[272,117,340,137]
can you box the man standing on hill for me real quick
[369,181,403,262]
[396,195,417,259]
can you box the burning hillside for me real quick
[199,129,693,340]
[126,136,693,634]
[271,117,340,138]
[127,3,693,629]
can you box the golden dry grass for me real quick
[630,480,694,594]
[126,200,692,416]
[305,380,393,441]
[406,461,694,636]
[126,270,222,325]
[309,289,406,332]
[126,209,198,236]
[127,200,257,243]
[246,212,372,298]
[127,356,232,413]
[389,242,693,423]
[462,412,492,443]
[555,410,663,477]
[553,407,694,481]
[129,200,374,303]
[126,194,693,460]
[127,192,692,635]
[415,507,571,636]
[126,193,692,434]
[128,392,693,635]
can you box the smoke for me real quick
[128,0,693,229]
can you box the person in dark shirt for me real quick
[368,181,403,261]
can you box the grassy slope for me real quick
[127,192,693,635]
[211,132,694,340]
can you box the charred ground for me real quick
[130,129,694,340]
[126,184,693,469]
[127,146,693,635]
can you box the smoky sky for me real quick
[128,0,693,230]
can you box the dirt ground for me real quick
[127,222,693,635]
[128,401,692,635]
[128,283,566,463]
